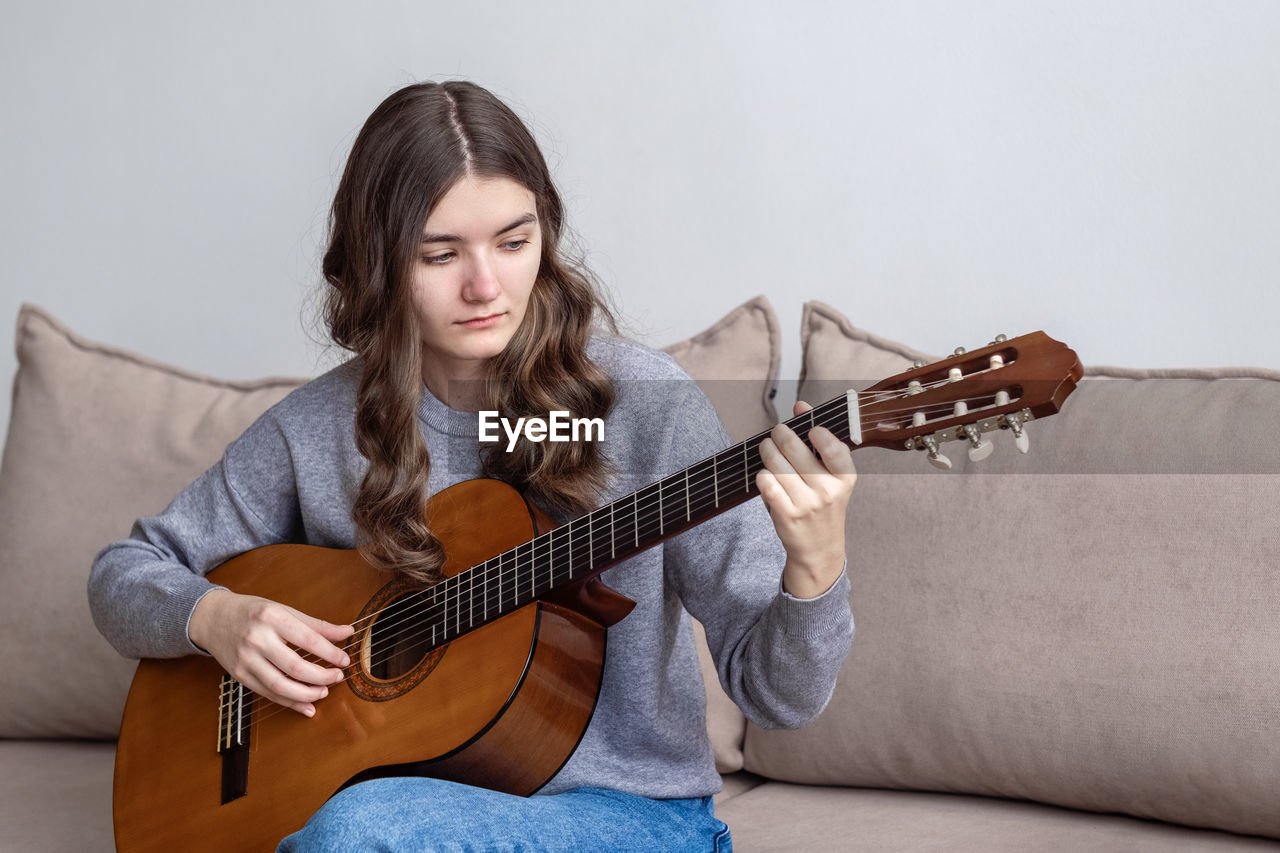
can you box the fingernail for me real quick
[304,706,315,718]
[320,687,329,698]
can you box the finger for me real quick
[305,614,356,642]
[793,399,814,416]
[281,609,353,670]
[768,423,827,481]
[272,621,351,685]
[265,635,349,688]
[240,655,327,717]
[755,468,796,517]
[809,426,858,478]
[759,435,800,479]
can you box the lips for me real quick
[458,313,504,328]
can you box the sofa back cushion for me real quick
[742,301,1280,840]
[0,305,305,739]
[0,299,776,773]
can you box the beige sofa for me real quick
[2,298,1278,851]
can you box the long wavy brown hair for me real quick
[322,81,616,585]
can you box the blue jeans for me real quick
[276,777,733,852]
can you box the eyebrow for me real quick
[420,212,537,244]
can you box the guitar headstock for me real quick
[854,332,1083,468]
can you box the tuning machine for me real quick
[1005,411,1030,454]
[920,435,953,470]
[962,425,994,461]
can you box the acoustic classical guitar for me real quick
[112,331,1081,851]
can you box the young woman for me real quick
[90,80,856,852]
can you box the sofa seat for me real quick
[12,741,1273,853]
[0,739,115,852]
[713,782,1280,852]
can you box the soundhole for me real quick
[366,593,435,680]
[349,581,447,702]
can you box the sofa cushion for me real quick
[661,293,780,442]
[715,783,1280,852]
[742,300,1280,839]
[0,298,777,771]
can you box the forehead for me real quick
[423,176,537,236]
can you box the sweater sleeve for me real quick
[660,381,855,730]
[88,412,304,659]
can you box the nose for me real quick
[462,253,501,303]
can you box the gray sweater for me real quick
[89,337,854,799]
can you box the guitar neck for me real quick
[399,331,1082,648]
[424,392,861,644]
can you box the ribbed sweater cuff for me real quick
[773,563,852,639]
[156,572,223,657]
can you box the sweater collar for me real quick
[416,382,480,437]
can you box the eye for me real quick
[422,252,454,265]
[501,239,530,252]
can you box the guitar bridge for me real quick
[217,674,253,803]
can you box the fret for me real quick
[554,523,569,588]
[554,529,561,587]
[742,441,749,492]
[712,454,718,507]
[464,565,475,631]
[610,492,637,555]
[519,540,533,608]
[688,457,718,525]
[632,491,640,548]
[637,481,662,541]
[431,583,440,647]
[529,534,538,603]
[491,552,502,620]
[656,475,672,535]
[456,573,465,637]
[500,548,513,615]
[542,530,553,595]
[462,563,471,630]
[609,501,616,560]
[684,468,690,522]
[664,473,684,534]
[588,507,605,569]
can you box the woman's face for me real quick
[412,175,542,404]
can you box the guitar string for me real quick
[233,374,1004,708]
[227,400,850,728]
[225,384,1022,726]
[223,379,1026,726]
[320,382,1024,672]
[341,379,1018,666]
[226,382,1021,724]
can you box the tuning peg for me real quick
[963,425,994,461]
[921,436,953,470]
[953,346,967,356]
[912,359,927,369]
[1007,413,1030,454]
[989,333,1008,345]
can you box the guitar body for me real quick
[113,479,631,853]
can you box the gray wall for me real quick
[2,1,1277,432]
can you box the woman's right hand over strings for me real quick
[188,588,354,717]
